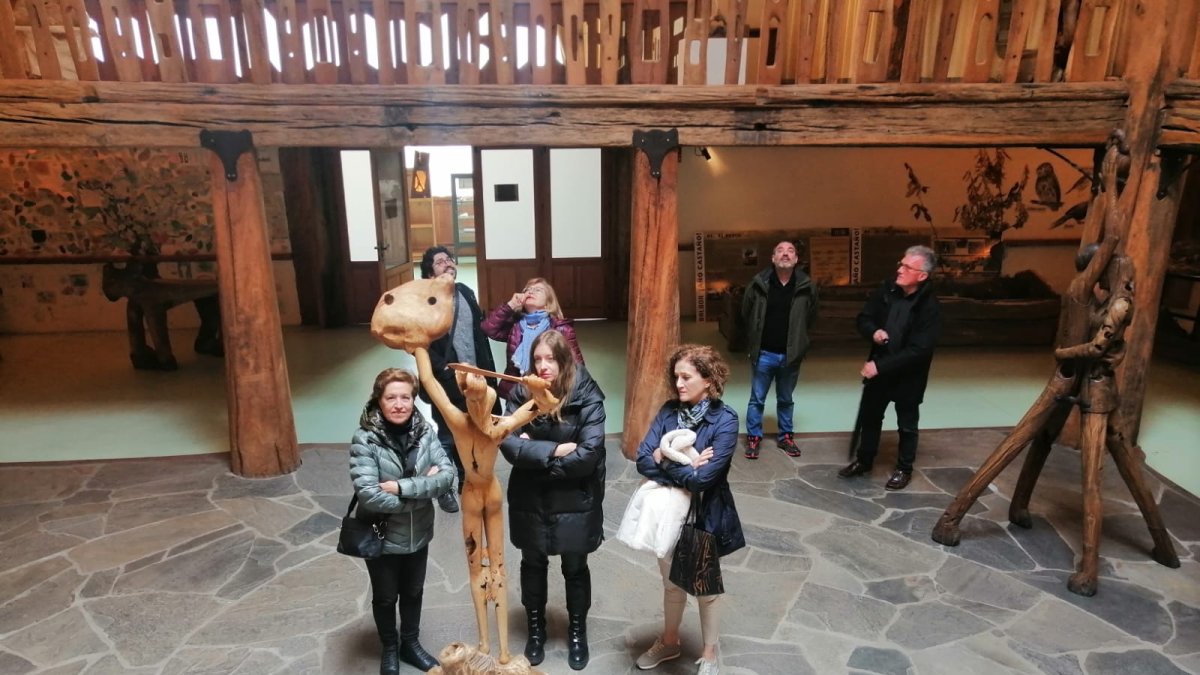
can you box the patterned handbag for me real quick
[336,493,387,559]
[668,492,724,596]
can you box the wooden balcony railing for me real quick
[2,0,1196,88]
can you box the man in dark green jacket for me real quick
[739,240,818,459]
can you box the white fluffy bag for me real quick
[616,430,698,559]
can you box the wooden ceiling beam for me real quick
[0,81,1132,148]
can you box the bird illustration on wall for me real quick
[1031,162,1063,211]
[1050,200,1089,228]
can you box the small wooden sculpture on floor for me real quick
[370,276,556,669]
[101,262,222,370]
[429,642,545,675]
[931,131,1180,596]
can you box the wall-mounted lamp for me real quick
[695,147,712,161]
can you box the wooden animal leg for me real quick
[482,478,510,664]
[144,305,178,370]
[1068,412,1107,597]
[1106,430,1180,568]
[1009,401,1073,528]
[125,301,159,370]
[461,484,491,656]
[932,374,1073,546]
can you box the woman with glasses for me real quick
[482,277,585,399]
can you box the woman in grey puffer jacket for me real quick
[350,368,455,675]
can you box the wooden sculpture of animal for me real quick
[101,262,222,370]
[371,276,557,669]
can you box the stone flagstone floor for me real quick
[1,430,1198,675]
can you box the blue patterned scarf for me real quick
[512,310,551,373]
[676,398,710,430]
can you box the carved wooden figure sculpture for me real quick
[371,276,557,667]
[101,262,222,370]
[931,132,1180,596]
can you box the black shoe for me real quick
[778,433,801,457]
[567,613,589,670]
[885,469,912,491]
[744,435,761,459]
[398,639,439,672]
[837,459,873,478]
[524,607,547,665]
[437,491,460,513]
[380,641,400,675]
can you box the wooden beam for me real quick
[622,140,679,459]
[206,133,301,477]
[0,81,1130,148]
[1113,0,1186,442]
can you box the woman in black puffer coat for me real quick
[350,368,455,675]
[500,329,606,671]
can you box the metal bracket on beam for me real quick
[1157,149,1194,199]
[200,130,255,182]
[633,129,679,180]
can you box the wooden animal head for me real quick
[370,276,456,352]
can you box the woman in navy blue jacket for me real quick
[633,344,744,675]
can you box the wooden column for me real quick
[203,131,301,477]
[1113,0,1187,441]
[622,131,681,459]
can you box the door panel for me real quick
[372,149,415,291]
[476,147,612,319]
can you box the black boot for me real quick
[379,640,400,675]
[398,597,439,672]
[524,606,547,665]
[567,613,589,670]
[398,638,439,672]
[372,603,400,675]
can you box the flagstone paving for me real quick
[1,429,1197,674]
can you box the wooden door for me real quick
[373,149,415,291]
[475,147,610,319]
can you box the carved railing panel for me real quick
[0,0,1182,86]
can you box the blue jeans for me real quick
[746,350,800,438]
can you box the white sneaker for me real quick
[636,638,682,669]
[695,656,720,675]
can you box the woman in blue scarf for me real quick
[633,345,744,675]
[481,277,585,398]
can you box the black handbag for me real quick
[668,492,724,596]
[336,493,388,559]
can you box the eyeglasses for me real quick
[897,261,925,273]
[432,256,455,266]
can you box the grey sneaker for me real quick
[695,657,720,675]
[636,638,681,670]
[437,491,460,513]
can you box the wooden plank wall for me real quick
[0,0,1170,86]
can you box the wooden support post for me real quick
[203,130,301,477]
[622,130,681,459]
[1112,0,1186,442]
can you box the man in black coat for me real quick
[419,246,497,512]
[839,245,942,491]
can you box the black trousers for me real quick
[520,549,591,616]
[365,546,430,643]
[855,379,921,473]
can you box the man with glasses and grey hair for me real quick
[838,245,941,491]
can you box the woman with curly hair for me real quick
[632,345,745,675]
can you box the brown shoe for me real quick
[837,460,873,478]
[885,469,912,491]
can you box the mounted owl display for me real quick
[1032,162,1063,211]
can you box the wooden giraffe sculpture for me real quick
[370,275,555,668]
[931,131,1180,596]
